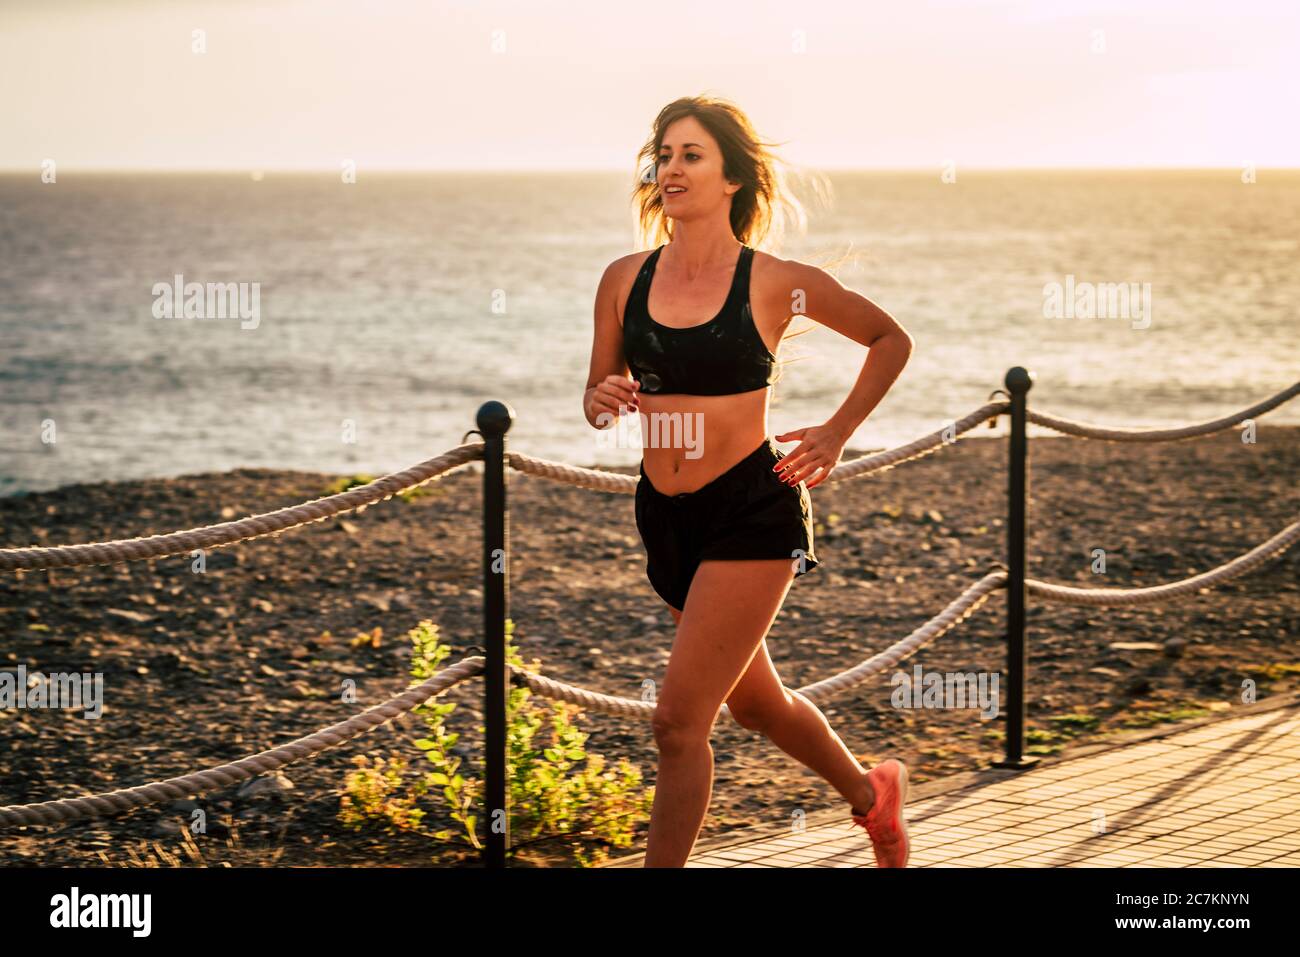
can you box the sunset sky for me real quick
[3,0,1298,171]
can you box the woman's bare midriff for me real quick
[635,387,770,495]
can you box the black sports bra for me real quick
[622,243,777,396]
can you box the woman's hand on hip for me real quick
[773,423,850,490]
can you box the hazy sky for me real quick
[3,0,1298,171]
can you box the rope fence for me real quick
[1,375,1296,844]
[1025,380,1300,443]
[5,379,1295,572]
[0,443,484,572]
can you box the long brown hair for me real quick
[629,94,848,391]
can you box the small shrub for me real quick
[340,618,655,865]
[324,473,377,495]
[323,473,438,502]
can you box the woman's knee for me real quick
[727,702,768,733]
[727,650,793,732]
[726,692,791,733]
[651,702,714,749]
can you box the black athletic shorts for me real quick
[634,437,820,611]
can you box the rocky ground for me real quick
[1,425,1296,867]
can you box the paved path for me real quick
[603,694,1300,867]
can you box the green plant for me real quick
[1120,705,1211,728]
[324,473,378,495]
[339,753,429,832]
[340,618,655,866]
[1252,662,1300,681]
[1047,712,1100,734]
[395,484,438,503]
[350,626,383,650]
[1023,727,1062,755]
[322,473,438,502]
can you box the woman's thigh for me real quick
[664,604,787,722]
[654,557,796,732]
[723,637,790,727]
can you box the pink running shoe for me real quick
[849,758,910,867]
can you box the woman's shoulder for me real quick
[598,246,661,302]
[603,247,655,273]
[750,247,827,297]
[604,246,660,274]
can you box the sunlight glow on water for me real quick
[1,171,1297,494]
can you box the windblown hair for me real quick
[629,93,845,389]
[631,94,829,252]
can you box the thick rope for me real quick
[0,575,1008,828]
[1027,514,1300,606]
[821,401,1008,484]
[518,515,1299,717]
[505,451,642,494]
[5,509,1295,829]
[6,382,1298,571]
[2,381,1296,830]
[501,571,1005,716]
[520,511,1298,714]
[1026,380,1300,442]
[0,443,484,572]
[797,572,1007,704]
[507,400,1010,493]
[510,381,1300,494]
[0,657,486,828]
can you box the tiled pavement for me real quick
[602,693,1300,867]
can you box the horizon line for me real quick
[2,164,1296,175]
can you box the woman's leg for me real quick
[644,557,798,867]
[723,640,877,816]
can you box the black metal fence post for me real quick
[476,400,514,866]
[993,367,1039,770]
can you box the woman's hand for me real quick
[586,374,640,428]
[773,422,851,490]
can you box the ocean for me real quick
[1,170,1297,496]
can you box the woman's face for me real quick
[657,115,738,220]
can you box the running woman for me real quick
[583,95,915,868]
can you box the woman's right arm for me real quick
[583,258,641,429]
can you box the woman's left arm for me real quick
[773,260,914,490]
